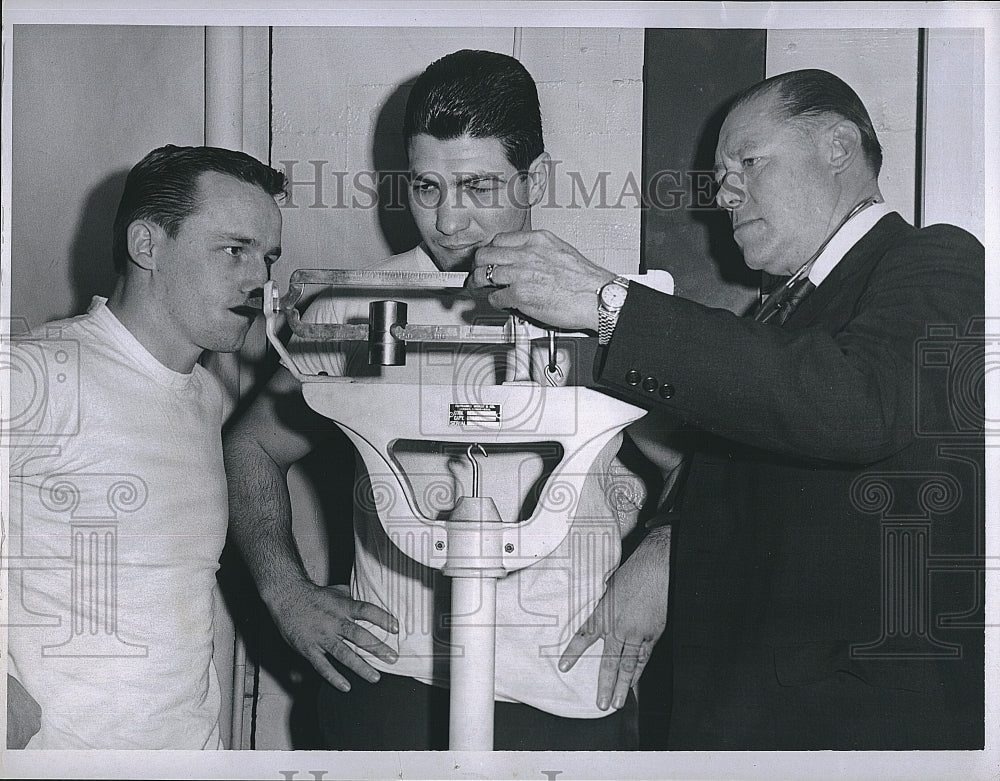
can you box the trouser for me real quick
[316,668,639,750]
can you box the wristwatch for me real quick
[597,276,630,345]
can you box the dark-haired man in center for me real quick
[224,49,655,750]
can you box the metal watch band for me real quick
[598,277,629,346]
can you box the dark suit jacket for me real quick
[598,213,985,749]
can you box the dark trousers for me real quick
[316,668,639,750]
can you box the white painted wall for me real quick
[922,28,985,242]
[766,28,920,225]
[10,25,206,328]
[519,27,645,273]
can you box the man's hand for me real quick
[470,230,615,331]
[558,525,671,711]
[266,578,399,692]
[7,674,42,749]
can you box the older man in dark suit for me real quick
[469,69,984,749]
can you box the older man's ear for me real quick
[827,120,865,173]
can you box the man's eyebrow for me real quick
[410,172,507,185]
[214,233,260,246]
[455,172,508,186]
[714,141,762,174]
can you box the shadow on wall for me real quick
[217,539,329,750]
[641,27,763,317]
[372,79,422,257]
[688,101,759,313]
[68,168,129,316]
[216,418,358,750]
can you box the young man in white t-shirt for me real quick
[7,145,285,748]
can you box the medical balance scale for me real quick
[262,267,670,751]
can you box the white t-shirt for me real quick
[289,247,646,718]
[7,297,227,749]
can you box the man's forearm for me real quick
[223,434,310,609]
[633,522,671,567]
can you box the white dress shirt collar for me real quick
[808,202,893,287]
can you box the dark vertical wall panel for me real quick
[636,28,766,750]
[641,29,766,314]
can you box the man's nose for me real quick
[436,196,471,236]
[715,172,745,210]
[242,252,269,291]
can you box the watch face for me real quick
[600,282,628,309]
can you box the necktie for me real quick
[752,274,817,325]
[747,196,880,326]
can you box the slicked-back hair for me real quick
[111,144,287,274]
[403,49,544,171]
[731,68,883,176]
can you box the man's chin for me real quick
[743,252,791,277]
[207,328,253,356]
[428,245,478,272]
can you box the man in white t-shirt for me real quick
[223,50,663,749]
[6,144,285,748]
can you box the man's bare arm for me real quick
[223,366,398,691]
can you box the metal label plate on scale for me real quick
[449,403,502,425]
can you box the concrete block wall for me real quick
[519,27,645,274]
